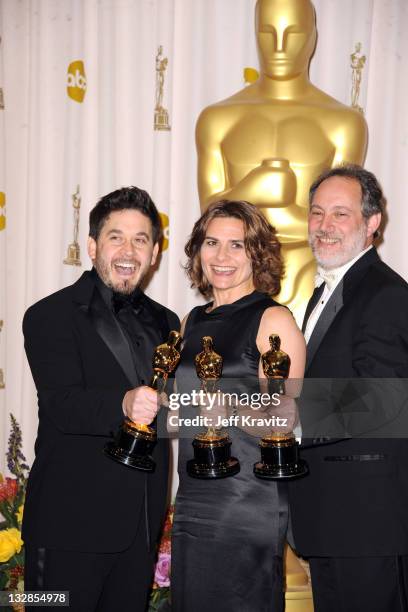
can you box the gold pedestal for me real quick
[285,589,314,612]
[284,544,314,612]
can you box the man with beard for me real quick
[23,187,179,612]
[289,165,408,612]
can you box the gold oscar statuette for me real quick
[105,330,182,471]
[187,336,240,479]
[0,320,5,389]
[63,185,82,266]
[154,46,171,131]
[253,334,308,480]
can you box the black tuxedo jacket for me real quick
[22,271,179,553]
[289,248,408,557]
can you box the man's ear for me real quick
[151,242,159,266]
[87,236,96,261]
[366,213,381,240]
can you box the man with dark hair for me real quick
[23,186,179,611]
[289,165,408,612]
[88,186,163,244]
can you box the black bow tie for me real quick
[112,290,143,314]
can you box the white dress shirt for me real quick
[304,245,373,344]
[294,245,373,442]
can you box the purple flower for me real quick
[154,552,171,587]
[7,414,29,486]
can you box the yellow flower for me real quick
[16,504,24,525]
[0,528,23,562]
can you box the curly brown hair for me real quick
[185,200,283,298]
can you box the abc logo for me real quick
[159,212,169,252]
[67,60,87,103]
[0,192,5,232]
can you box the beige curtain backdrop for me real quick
[1,0,407,482]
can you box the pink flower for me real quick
[154,552,171,587]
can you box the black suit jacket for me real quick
[289,248,408,557]
[22,271,179,553]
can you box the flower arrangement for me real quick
[148,503,174,611]
[0,415,175,609]
[0,414,29,593]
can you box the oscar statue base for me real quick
[104,420,156,472]
[187,435,240,479]
[254,434,308,480]
[154,107,171,131]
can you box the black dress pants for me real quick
[309,555,408,612]
[24,514,155,612]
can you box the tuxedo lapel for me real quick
[89,292,139,388]
[306,279,344,370]
[304,248,381,372]
[302,282,325,333]
[72,272,139,388]
[342,247,380,302]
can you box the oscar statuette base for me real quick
[254,433,308,480]
[187,435,240,479]
[104,420,157,472]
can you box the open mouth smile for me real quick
[211,266,236,275]
[313,234,341,247]
[318,238,339,244]
[113,261,138,276]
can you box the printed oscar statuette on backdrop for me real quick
[105,330,182,471]
[253,334,308,480]
[187,336,240,479]
[63,185,82,266]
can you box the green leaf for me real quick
[0,566,9,589]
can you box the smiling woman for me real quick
[184,199,283,301]
[171,199,306,612]
[199,216,254,301]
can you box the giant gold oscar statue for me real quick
[196,0,367,322]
